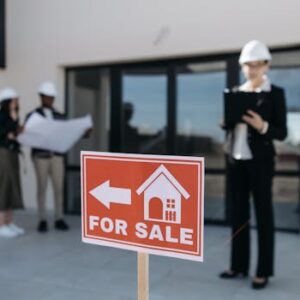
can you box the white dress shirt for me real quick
[231,76,271,160]
[43,108,53,120]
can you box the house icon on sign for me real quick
[136,165,190,224]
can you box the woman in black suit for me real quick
[220,40,287,289]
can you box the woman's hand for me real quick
[7,132,16,140]
[83,127,93,138]
[6,125,23,140]
[242,110,265,132]
[219,118,226,129]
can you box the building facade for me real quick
[0,0,299,231]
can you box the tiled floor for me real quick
[0,211,299,300]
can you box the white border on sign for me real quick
[80,151,204,262]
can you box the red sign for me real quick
[81,152,204,261]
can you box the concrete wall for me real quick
[1,0,300,210]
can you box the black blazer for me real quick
[25,107,65,157]
[0,111,20,152]
[224,85,288,160]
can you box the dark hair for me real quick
[0,99,12,115]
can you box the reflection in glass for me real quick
[66,68,110,213]
[273,176,300,230]
[268,68,300,171]
[176,62,227,221]
[67,69,110,166]
[176,62,226,169]
[122,72,167,154]
[205,175,226,221]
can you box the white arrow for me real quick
[89,180,131,209]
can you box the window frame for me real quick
[65,45,300,233]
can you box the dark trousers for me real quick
[229,157,275,277]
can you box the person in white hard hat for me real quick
[0,88,25,238]
[26,81,69,233]
[220,41,287,289]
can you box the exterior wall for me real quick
[0,0,300,209]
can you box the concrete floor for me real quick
[0,210,300,300]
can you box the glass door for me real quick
[268,50,300,231]
[238,50,300,231]
[175,61,227,222]
[65,68,110,213]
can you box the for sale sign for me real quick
[81,151,204,261]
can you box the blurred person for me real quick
[123,102,139,153]
[219,41,287,289]
[122,101,166,154]
[26,81,69,233]
[0,88,25,237]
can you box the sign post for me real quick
[137,252,149,300]
[81,151,204,298]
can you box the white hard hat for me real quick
[0,87,18,103]
[239,40,272,64]
[38,81,57,97]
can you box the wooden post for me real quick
[137,252,149,300]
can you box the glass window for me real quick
[205,174,226,221]
[239,50,300,172]
[176,62,227,168]
[122,69,167,154]
[66,68,110,213]
[176,62,227,222]
[273,176,300,230]
[239,50,300,231]
[268,64,300,172]
[67,68,110,166]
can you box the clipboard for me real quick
[224,91,270,125]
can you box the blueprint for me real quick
[18,113,93,153]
